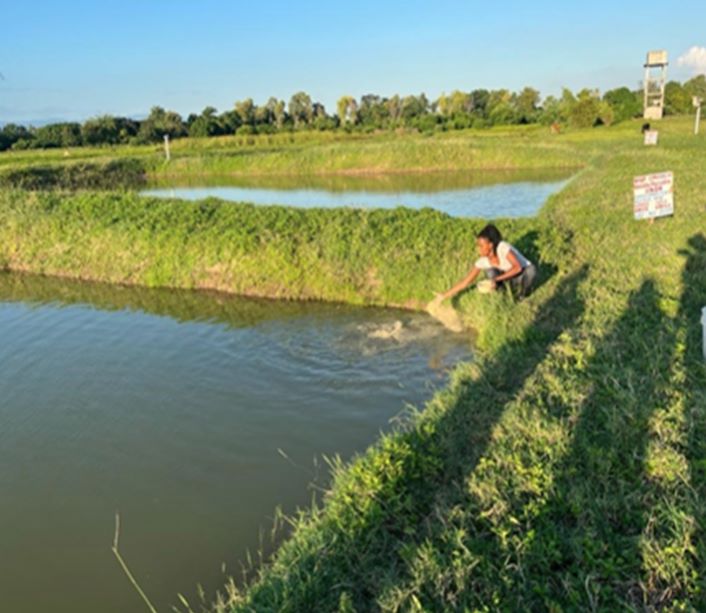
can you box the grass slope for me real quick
[0,124,587,187]
[207,118,705,612]
[0,189,540,325]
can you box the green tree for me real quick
[33,122,82,148]
[337,95,358,125]
[558,88,576,121]
[234,98,256,127]
[437,90,472,117]
[470,89,490,118]
[385,95,403,125]
[138,106,186,143]
[485,89,517,125]
[188,107,222,137]
[514,86,540,123]
[312,103,336,130]
[288,91,313,127]
[684,75,706,101]
[272,99,287,129]
[261,97,286,129]
[603,87,641,122]
[538,95,561,125]
[598,99,615,126]
[400,94,429,124]
[358,95,389,128]
[568,89,602,128]
[486,89,516,125]
[664,81,692,115]
[219,110,242,134]
[81,115,120,145]
[0,123,32,151]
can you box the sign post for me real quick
[633,171,674,222]
[644,130,659,145]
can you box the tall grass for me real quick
[0,188,542,333]
[0,158,146,190]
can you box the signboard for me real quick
[644,130,659,145]
[633,171,674,220]
[646,50,668,65]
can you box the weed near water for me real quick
[0,157,147,190]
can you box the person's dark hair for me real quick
[477,223,502,253]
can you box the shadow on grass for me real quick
[241,266,588,610]
[383,278,681,611]
[498,279,676,610]
[679,234,706,609]
[452,237,706,611]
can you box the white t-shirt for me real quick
[475,241,531,272]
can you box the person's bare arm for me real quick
[440,266,481,300]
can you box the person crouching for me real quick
[438,223,537,301]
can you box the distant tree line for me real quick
[1,76,704,151]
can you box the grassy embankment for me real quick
[0,124,584,186]
[0,124,587,335]
[0,187,544,339]
[1,118,704,610]
[207,117,704,611]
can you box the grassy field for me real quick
[207,117,704,612]
[1,116,705,611]
[0,124,587,187]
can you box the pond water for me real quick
[142,169,573,218]
[0,272,470,612]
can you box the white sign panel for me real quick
[646,50,668,65]
[644,130,658,145]
[633,171,674,220]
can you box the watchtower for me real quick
[643,50,668,120]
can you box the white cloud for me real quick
[677,46,706,75]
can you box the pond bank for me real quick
[0,188,550,340]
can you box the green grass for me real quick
[205,117,704,612]
[0,157,146,190]
[1,115,705,611]
[0,188,542,331]
[0,123,590,186]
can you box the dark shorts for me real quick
[485,264,537,298]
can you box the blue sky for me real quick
[1,0,704,124]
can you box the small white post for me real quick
[694,97,702,136]
[702,307,706,361]
[696,105,701,136]
[163,134,171,161]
